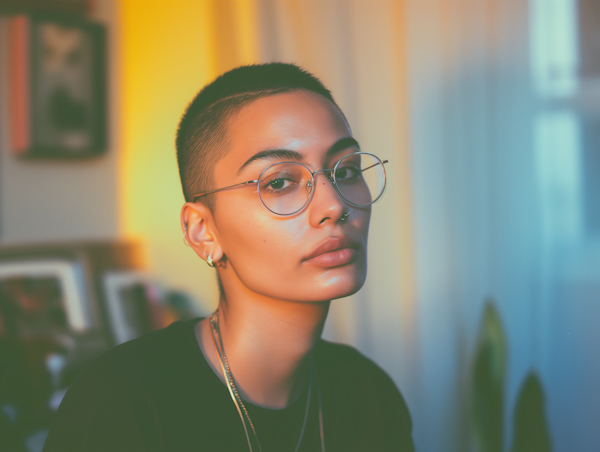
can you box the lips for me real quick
[303,236,360,267]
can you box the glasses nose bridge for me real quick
[311,168,335,184]
[306,167,346,210]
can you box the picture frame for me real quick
[8,12,106,158]
[0,259,91,336]
[103,271,165,345]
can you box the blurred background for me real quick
[0,0,598,451]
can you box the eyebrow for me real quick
[236,136,361,175]
[325,137,360,159]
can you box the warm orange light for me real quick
[118,0,260,309]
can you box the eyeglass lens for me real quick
[258,163,312,215]
[257,153,386,215]
[334,153,385,206]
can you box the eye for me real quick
[260,172,298,192]
[258,166,307,197]
[268,178,291,190]
[335,164,360,180]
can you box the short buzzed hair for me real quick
[175,63,339,210]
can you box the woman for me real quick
[43,63,414,452]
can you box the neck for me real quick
[196,284,330,409]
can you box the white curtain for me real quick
[404,1,600,451]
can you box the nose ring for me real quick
[340,211,350,221]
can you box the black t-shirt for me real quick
[43,318,414,452]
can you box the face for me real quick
[186,90,371,303]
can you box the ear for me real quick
[181,202,224,264]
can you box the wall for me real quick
[0,1,121,245]
[118,0,262,312]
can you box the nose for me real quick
[307,170,347,227]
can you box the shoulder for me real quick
[314,339,397,388]
[314,339,408,407]
[314,340,415,451]
[314,339,371,364]
[43,319,199,452]
[62,319,193,397]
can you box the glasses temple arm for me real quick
[192,179,259,201]
[360,160,388,173]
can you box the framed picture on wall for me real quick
[8,12,106,158]
[0,259,91,336]
[103,272,168,345]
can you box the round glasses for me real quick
[193,152,388,216]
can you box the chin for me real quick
[306,263,367,302]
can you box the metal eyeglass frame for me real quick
[192,151,388,216]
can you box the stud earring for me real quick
[206,254,216,267]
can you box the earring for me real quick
[183,223,190,246]
[207,254,216,267]
[340,211,350,222]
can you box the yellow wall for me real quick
[119,0,259,310]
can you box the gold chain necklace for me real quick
[209,311,325,452]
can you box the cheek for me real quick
[351,207,371,243]
[220,208,304,271]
